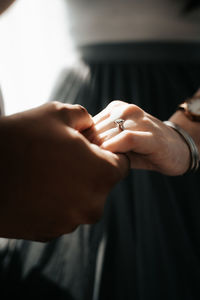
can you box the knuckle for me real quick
[122,104,143,118]
[59,104,71,115]
[50,102,75,123]
[141,115,151,127]
[58,106,71,124]
[124,130,134,146]
[60,104,89,126]
[50,101,63,111]
[108,100,124,108]
[49,101,71,119]
[74,104,87,114]
[90,134,103,146]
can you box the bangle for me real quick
[163,121,200,173]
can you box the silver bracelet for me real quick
[164,121,200,173]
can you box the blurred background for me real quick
[0,0,77,115]
[1,0,199,115]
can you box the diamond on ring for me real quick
[114,118,125,131]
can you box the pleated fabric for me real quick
[1,42,200,300]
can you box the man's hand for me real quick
[0,102,129,241]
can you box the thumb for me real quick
[60,103,93,131]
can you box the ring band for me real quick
[114,119,125,131]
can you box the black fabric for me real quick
[0,224,103,300]
[185,0,200,12]
[1,42,200,300]
[78,42,200,63]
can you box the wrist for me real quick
[169,110,200,153]
[168,110,200,173]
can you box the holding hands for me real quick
[1,92,199,241]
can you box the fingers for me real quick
[101,130,153,154]
[93,107,110,124]
[65,104,94,131]
[89,143,130,182]
[94,107,124,134]
[98,119,136,142]
[101,130,155,171]
[93,100,124,125]
[52,102,93,131]
[93,102,144,140]
[95,117,117,134]
[99,127,119,142]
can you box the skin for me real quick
[0,102,129,241]
[86,90,200,176]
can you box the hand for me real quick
[0,102,129,241]
[86,100,191,176]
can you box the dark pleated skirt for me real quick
[1,42,200,300]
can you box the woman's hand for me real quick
[85,100,191,176]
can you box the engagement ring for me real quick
[114,119,125,131]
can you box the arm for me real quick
[0,102,129,241]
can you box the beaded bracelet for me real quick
[164,121,200,173]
